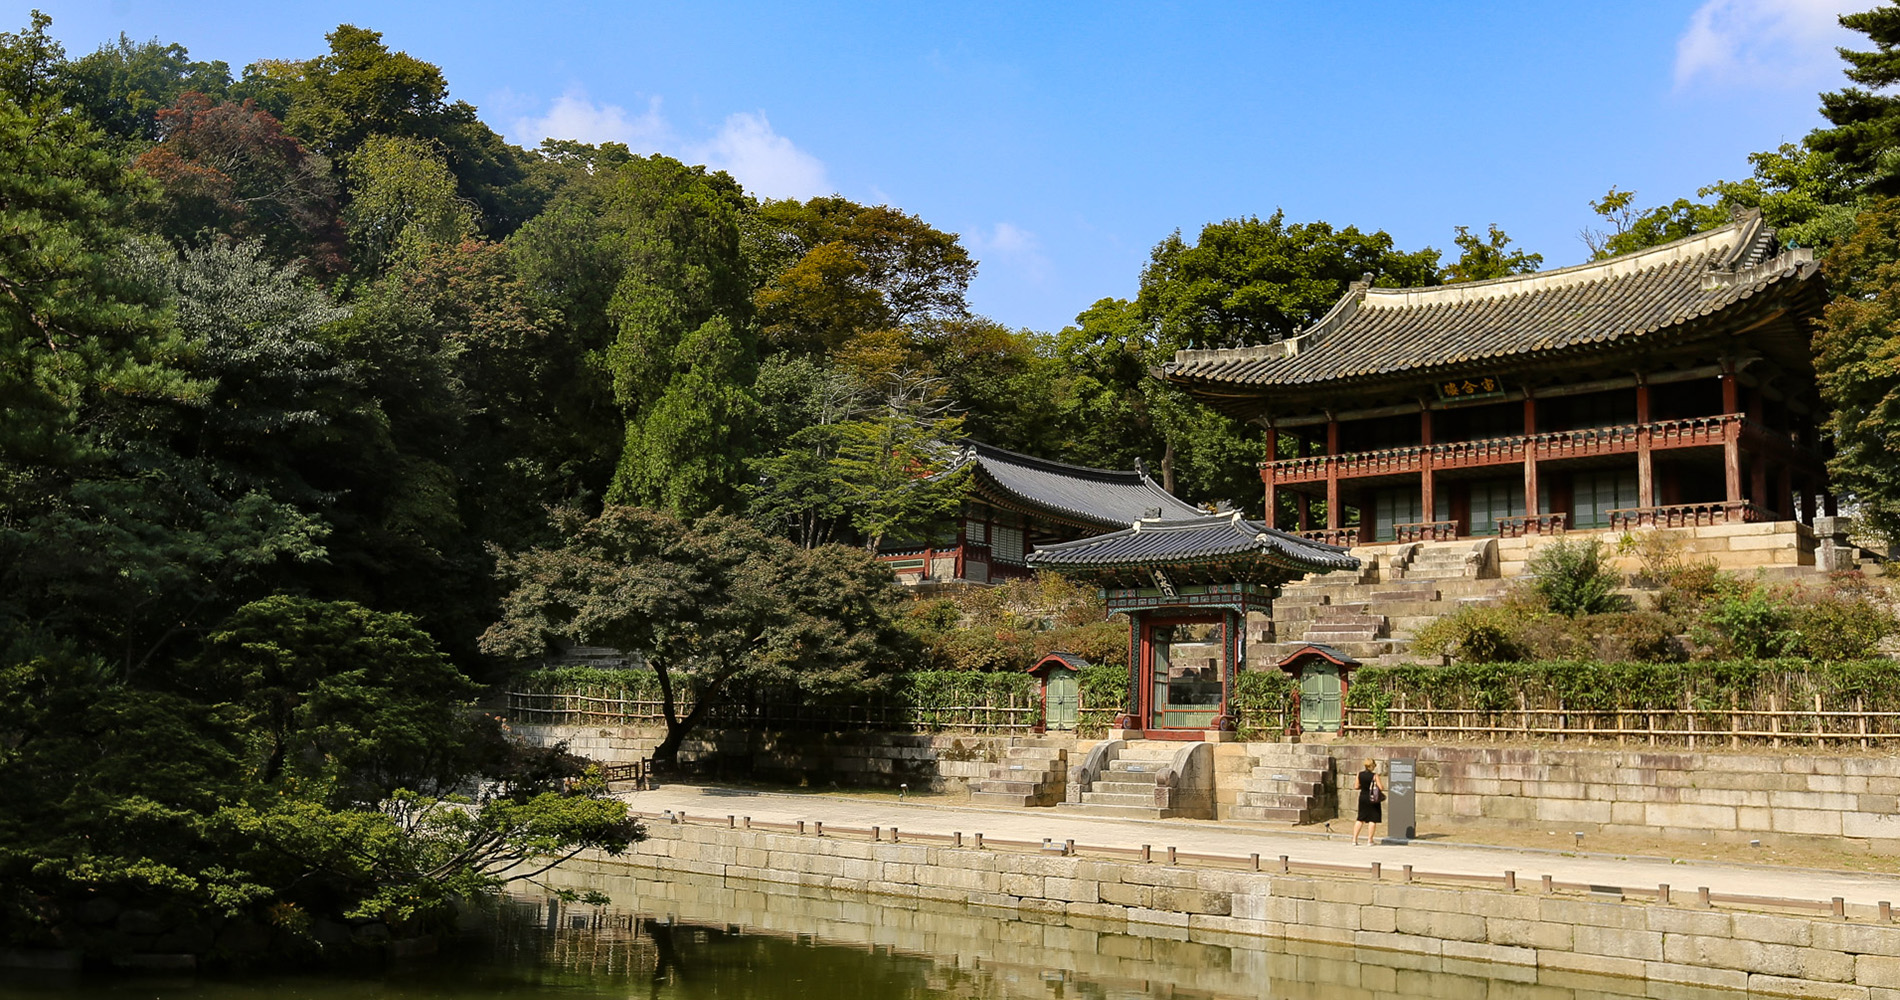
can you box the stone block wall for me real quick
[591,821,1900,997]
[1320,742,1900,854]
[1492,521,1816,578]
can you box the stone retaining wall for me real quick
[1318,742,1900,855]
[602,820,1900,998]
[517,723,1021,792]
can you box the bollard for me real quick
[1541,875,1553,894]
[954,832,963,848]
[1504,871,1516,891]
[1166,846,1177,865]
[797,820,805,834]
[1065,839,1075,857]
[873,826,881,841]
[743,816,751,829]
[1881,901,1892,923]
[1141,845,1152,863]
[1280,855,1290,873]
[1370,862,1381,880]
[1698,887,1712,909]
[679,811,687,824]
[728,815,735,829]
[1833,897,1846,919]
[975,833,984,849]
[1402,864,1413,883]
[891,826,899,843]
[815,821,823,837]
[1250,853,1261,872]
[1658,884,1670,905]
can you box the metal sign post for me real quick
[1383,757,1416,843]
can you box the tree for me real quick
[752,197,975,354]
[1580,187,1731,259]
[1809,4,1900,198]
[1814,196,1900,540]
[134,92,345,271]
[59,33,232,142]
[342,134,475,273]
[1137,211,1441,349]
[483,507,915,767]
[1442,224,1542,282]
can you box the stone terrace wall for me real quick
[1321,743,1900,855]
[515,723,1030,792]
[595,820,1900,998]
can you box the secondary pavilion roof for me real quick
[1162,211,1825,422]
[1025,510,1358,587]
[952,441,1206,530]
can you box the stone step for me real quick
[1248,765,1329,781]
[1080,791,1157,808]
[969,790,1062,808]
[1091,779,1161,796]
[1229,803,1309,823]
[1103,767,1163,783]
[974,779,1062,796]
[1055,802,1169,820]
[1003,746,1068,761]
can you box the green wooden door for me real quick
[1045,668,1078,730]
[1300,663,1342,733]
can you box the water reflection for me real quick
[0,863,1746,999]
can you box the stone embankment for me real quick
[605,819,1900,999]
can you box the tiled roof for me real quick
[1163,213,1819,401]
[1025,512,1358,574]
[956,441,1205,529]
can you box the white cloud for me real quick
[970,222,1050,283]
[511,89,672,149]
[1674,0,1858,91]
[688,112,830,200]
[511,92,829,200]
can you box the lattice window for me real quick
[992,523,1024,564]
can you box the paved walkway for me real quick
[621,784,1900,908]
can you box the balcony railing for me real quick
[1393,520,1460,543]
[1263,414,1767,484]
[1608,502,1773,530]
[1295,528,1359,547]
[1496,513,1567,538]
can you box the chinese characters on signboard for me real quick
[1437,375,1505,401]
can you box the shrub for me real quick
[1696,583,1799,659]
[1526,538,1624,617]
[1410,603,1528,663]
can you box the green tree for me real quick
[1580,187,1731,259]
[1810,4,1900,198]
[59,33,232,142]
[1442,224,1542,282]
[342,133,474,273]
[483,507,916,767]
[1814,196,1900,539]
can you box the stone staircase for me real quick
[968,744,1068,807]
[1268,539,1510,665]
[1230,743,1336,824]
[1057,740,1214,819]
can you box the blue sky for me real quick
[32,1,1864,333]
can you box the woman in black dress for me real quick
[1352,758,1382,846]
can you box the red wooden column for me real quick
[1720,371,1743,505]
[1325,418,1341,531]
[1746,387,1767,510]
[1419,407,1436,527]
[1262,425,1278,529]
[1635,381,1654,509]
[1522,395,1539,517]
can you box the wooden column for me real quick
[1523,395,1539,516]
[1325,418,1341,531]
[1801,483,1816,524]
[1262,425,1278,530]
[1419,407,1435,526]
[1776,465,1793,521]
[1298,493,1312,531]
[1746,387,1767,509]
[1720,372,1742,504]
[1635,380,1654,509]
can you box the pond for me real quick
[2,861,1746,999]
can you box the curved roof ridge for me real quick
[962,440,1147,484]
[1359,212,1761,311]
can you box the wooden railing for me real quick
[1608,501,1773,529]
[1295,528,1360,547]
[1346,695,1900,749]
[1393,520,1459,543]
[1494,513,1566,538]
[1263,414,1771,484]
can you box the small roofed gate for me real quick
[1026,510,1360,741]
[1278,644,1360,737]
[1029,653,1083,731]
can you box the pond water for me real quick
[3,862,1746,999]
